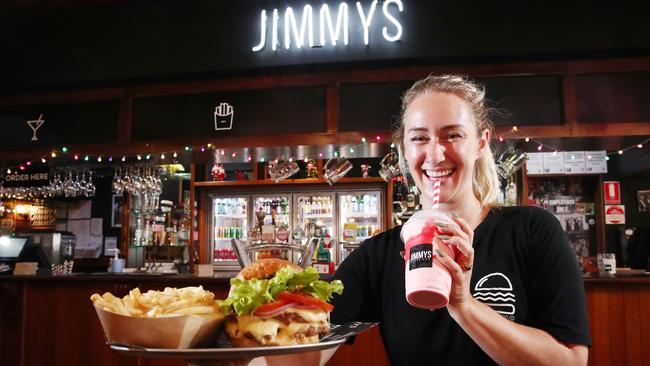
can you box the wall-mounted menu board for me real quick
[576,72,650,122]
[475,75,563,126]
[339,76,563,133]
[339,81,414,132]
[0,101,119,149]
[132,87,325,141]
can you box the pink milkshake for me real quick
[401,209,457,310]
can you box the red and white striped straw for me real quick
[432,178,441,210]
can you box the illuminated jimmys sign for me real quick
[252,0,404,52]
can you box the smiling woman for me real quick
[330,74,591,366]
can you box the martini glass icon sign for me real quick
[27,114,45,141]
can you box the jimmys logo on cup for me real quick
[408,244,433,270]
[401,209,458,310]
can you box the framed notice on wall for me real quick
[638,190,650,212]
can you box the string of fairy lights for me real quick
[1,128,648,176]
[497,126,649,161]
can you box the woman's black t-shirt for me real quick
[331,206,592,365]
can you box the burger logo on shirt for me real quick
[473,273,516,320]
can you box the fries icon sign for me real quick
[214,102,234,130]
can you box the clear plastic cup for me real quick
[400,209,457,310]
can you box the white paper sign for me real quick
[585,151,608,174]
[103,237,118,256]
[542,152,565,174]
[564,151,586,174]
[68,200,91,219]
[90,218,103,237]
[67,219,90,248]
[525,152,544,175]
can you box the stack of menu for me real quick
[14,262,38,275]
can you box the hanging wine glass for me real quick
[86,171,96,197]
[112,168,123,194]
[78,171,88,197]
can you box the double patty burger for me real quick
[219,258,344,346]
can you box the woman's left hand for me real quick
[435,213,475,310]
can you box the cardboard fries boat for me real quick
[94,305,225,349]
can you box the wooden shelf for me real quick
[194,177,385,187]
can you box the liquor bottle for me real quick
[312,197,319,215]
[306,198,312,215]
[280,197,287,215]
[134,217,143,246]
[143,216,152,246]
[394,180,404,203]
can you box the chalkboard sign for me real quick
[340,76,562,132]
[0,101,119,148]
[576,72,650,123]
[475,76,563,126]
[339,81,414,132]
[132,87,325,140]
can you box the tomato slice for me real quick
[279,292,334,312]
[253,298,291,315]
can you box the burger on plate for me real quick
[218,258,344,347]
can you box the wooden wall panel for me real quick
[585,281,650,366]
[0,281,22,366]
[607,285,626,365]
[623,285,642,365]
[641,286,650,365]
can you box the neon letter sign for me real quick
[252,1,403,52]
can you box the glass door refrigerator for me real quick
[337,190,383,264]
[210,195,249,271]
[293,191,336,266]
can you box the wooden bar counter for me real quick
[1,273,648,366]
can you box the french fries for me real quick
[90,286,223,318]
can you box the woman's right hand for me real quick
[434,214,475,310]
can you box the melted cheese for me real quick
[227,309,329,346]
[227,315,281,344]
[284,307,329,323]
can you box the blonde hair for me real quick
[393,74,501,208]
